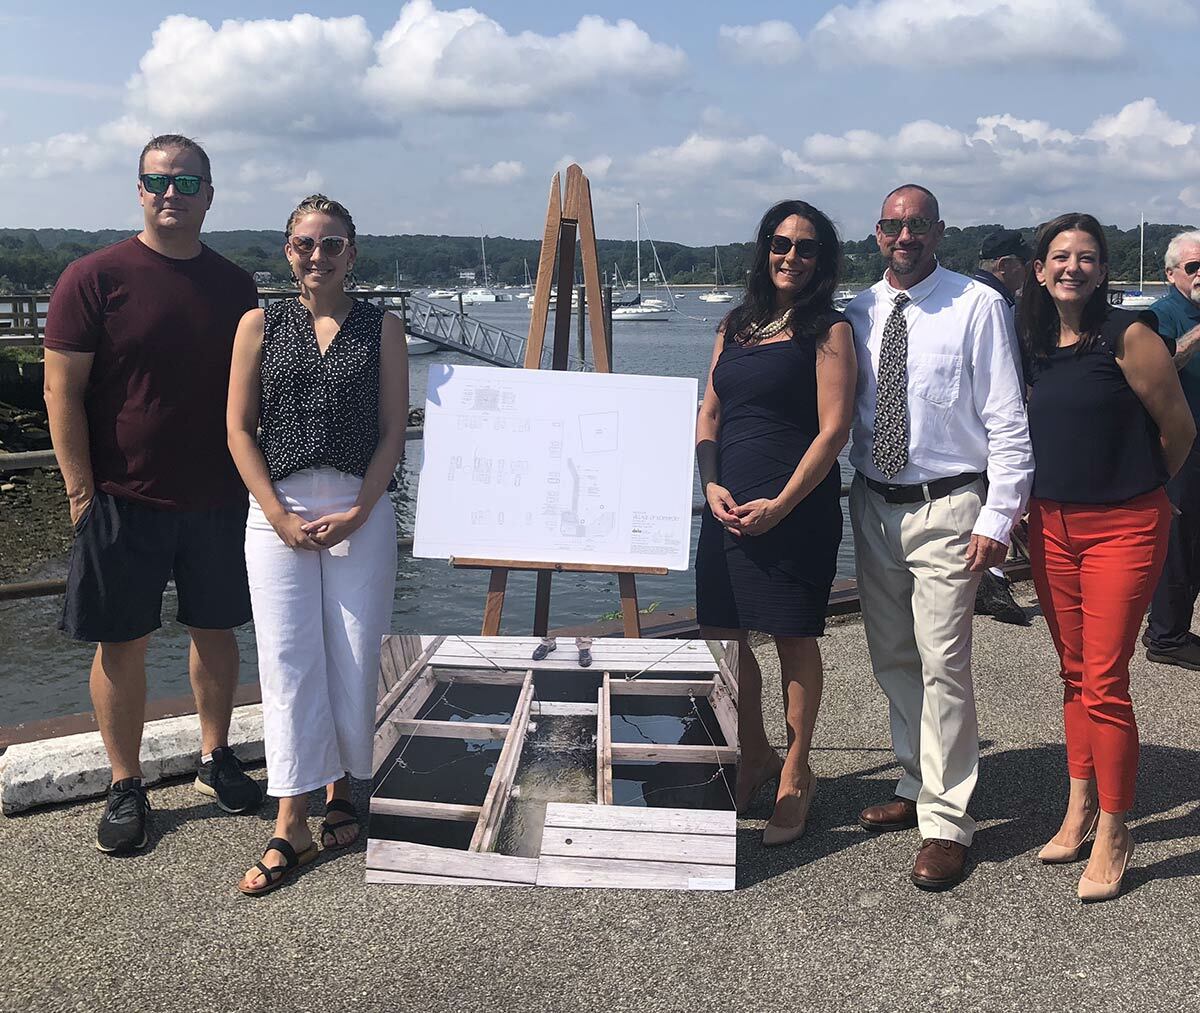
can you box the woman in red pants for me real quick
[1019,213,1195,901]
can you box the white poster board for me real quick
[413,365,698,570]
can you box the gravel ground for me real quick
[2,593,1199,1013]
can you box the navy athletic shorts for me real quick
[60,490,251,643]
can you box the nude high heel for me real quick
[736,753,784,815]
[1078,836,1134,903]
[1038,810,1100,864]
[762,768,817,847]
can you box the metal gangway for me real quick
[399,293,592,371]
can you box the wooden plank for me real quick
[451,557,668,576]
[392,719,513,741]
[430,653,715,673]
[595,685,606,805]
[375,634,447,726]
[533,701,597,717]
[433,669,528,685]
[601,673,613,805]
[366,870,529,888]
[432,636,717,658]
[717,639,739,705]
[535,855,733,891]
[576,171,611,373]
[369,798,482,822]
[544,801,734,836]
[469,671,535,852]
[610,743,738,765]
[539,826,736,867]
[524,171,562,368]
[618,572,642,638]
[710,684,738,751]
[608,678,718,696]
[366,839,539,884]
[481,567,508,636]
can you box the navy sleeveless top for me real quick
[258,297,386,483]
[1025,307,1167,504]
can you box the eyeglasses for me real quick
[877,217,935,237]
[288,235,351,257]
[1179,260,1200,277]
[769,235,820,259]
[139,173,209,196]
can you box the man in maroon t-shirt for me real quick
[44,134,264,855]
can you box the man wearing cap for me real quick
[971,229,1034,627]
[973,229,1031,307]
[845,185,1033,891]
[1145,230,1200,669]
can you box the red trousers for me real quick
[1028,489,1170,812]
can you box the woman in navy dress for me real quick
[696,200,856,846]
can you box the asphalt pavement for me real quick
[2,583,1198,1013]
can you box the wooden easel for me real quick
[450,164,667,639]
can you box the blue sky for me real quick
[1,0,1197,244]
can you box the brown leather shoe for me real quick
[858,796,918,833]
[911,838,968,891]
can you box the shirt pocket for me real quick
[910,351,962,408]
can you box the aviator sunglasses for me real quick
[769,235,820,258]
[877,216,935,237]
[288,235,351,257]
[139,173,209,196]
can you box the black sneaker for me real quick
[975,571,1030,626]
[195,746,264,814]
[532,642,557,661]
[1146,639,1200,671]
[96,777,150,854]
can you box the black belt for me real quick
[861,472,983,504]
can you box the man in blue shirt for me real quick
[1145,230,1200,668]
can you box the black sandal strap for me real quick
[325,799,357,818]
[265,836,299,868]
[254,860,280,885]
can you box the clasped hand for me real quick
[705,484,783,537]
[271,507,364,550]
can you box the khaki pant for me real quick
[850,475,985,845]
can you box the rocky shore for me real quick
[0,402,71,582]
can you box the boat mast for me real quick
[635,202,642,298]
[480,234,489,288]
[1139,213,1145,291]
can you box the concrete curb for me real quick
[0,703,265,815]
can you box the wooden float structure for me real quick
[367,635,738,891]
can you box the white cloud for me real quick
[554,155,613,181]
[457,160,525,184]
[718,20,803,64]
[723,0,1123,68]
[237,160,325,197]
[364,1,686,114]
[631,132,781,180]
[0,115,149,178]
[1085,97,1195,147]
[1115,0,1197,23]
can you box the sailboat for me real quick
[1118,214,1157,309]
[462,234,500,303]
[612,202,673,322]
[514,259,533,300]
[698,247,734,303]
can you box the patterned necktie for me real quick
[872,292,911,479]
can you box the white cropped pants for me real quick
[246,467,397,797]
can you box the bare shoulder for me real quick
[381,308,406,341]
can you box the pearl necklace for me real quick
[739,310,792,345]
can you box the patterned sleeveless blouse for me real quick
[258,297,386,483]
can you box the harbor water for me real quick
[0,297,856,724]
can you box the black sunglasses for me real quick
[877,216,935,237]
[288,235,351,257]
[1180,260,1200,277]
[139,173,209,196]
[769,235,820,258]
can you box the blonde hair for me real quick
[285,194,356,244]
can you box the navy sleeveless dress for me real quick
[695,311,845,636]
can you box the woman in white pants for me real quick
[227,194,408,895]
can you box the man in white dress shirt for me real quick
[844,184,1033,890]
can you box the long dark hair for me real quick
[1018,212,1111,359]
[722,200,842,344]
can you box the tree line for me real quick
[0,221,1193,294]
